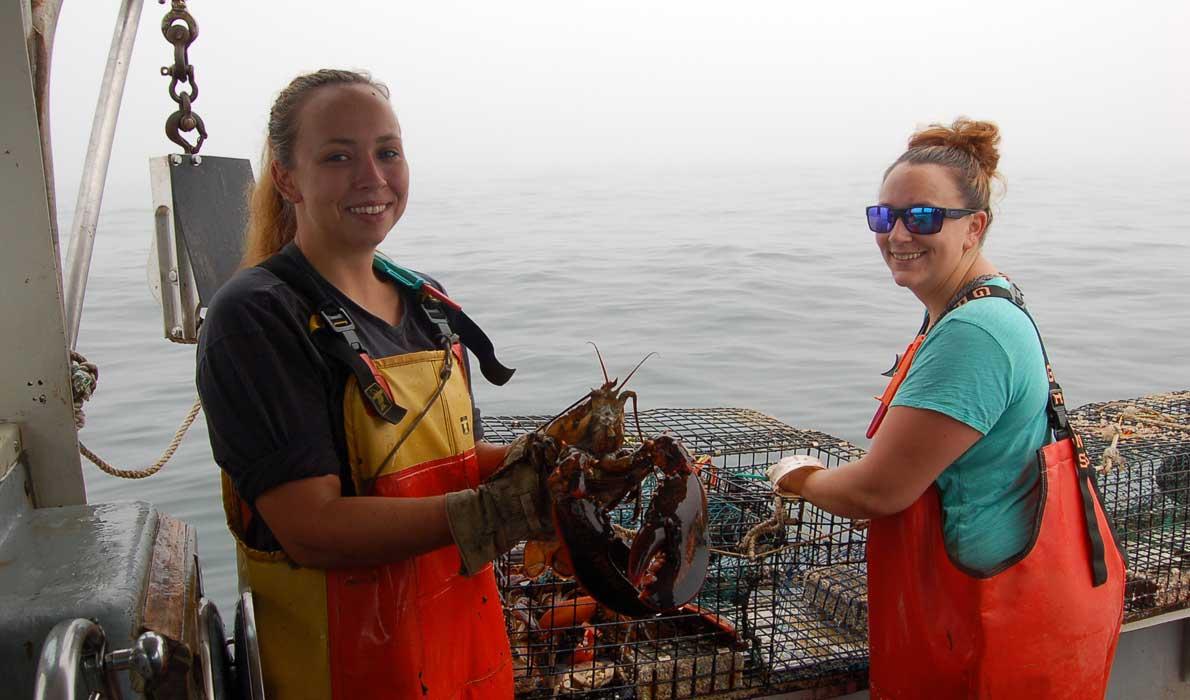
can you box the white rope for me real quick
[80,398,202,479]
[70,350,202,479]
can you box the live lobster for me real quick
[492,347,709,617]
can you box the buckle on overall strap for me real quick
[1048,388,1073,439]
[422,289,516,386]
[319,306,364,352]
[420,296,458,345]
[313,305,406,425]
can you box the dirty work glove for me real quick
[445,457,554,576]
[766,454,826,499]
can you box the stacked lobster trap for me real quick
[484,408,871,698]
[1070,390,1190,621]
[483,391,1190,698]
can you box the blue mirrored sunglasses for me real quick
[866,205,981,235]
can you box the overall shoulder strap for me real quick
[946,283,1124,585]
[258,252,407,425]
[372,255,516,387]
[944,285,1066,432]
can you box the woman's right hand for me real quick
[445,455,553,576]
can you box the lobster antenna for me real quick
[618,352,658,390]
[588,341,611,385]
[630,392,644,443]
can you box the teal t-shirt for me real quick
[889,278,1050,574]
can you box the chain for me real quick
[160,0,206,154]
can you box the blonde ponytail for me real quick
[241,149,297,267]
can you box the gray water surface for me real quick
[73,162,1190,616]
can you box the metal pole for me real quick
[27,0,65,245]
[61,0,145,349]
[2,0,85,505]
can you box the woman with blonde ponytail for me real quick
[196,69,550,699]
[240,149,297,267]
[769,118,1125,697]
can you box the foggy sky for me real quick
[45,0,1190,211]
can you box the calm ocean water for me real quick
[72,161,1190,616]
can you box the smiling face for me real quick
[273,83,409,255]
[876,163,987,303]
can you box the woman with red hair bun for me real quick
[770,118,1126,698]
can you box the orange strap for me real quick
[866,334,925,439]
[358,352,395,406]
[451,342,469,391]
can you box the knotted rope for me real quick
[70,350,202,479]
[69,351,98,428]
[1097,425,1125,474]
[737,494,789,559]
[1116,406,1190,434]
[705,491,870,562]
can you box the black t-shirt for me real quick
[196,243,481,550]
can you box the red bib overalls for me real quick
[865,284,1125,699]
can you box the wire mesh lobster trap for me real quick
[483,393,1190,697]
[1070,390,1190,621]
[484,408,871,698]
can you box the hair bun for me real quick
[907,118,1000,176]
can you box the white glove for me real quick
[766,455,826,498]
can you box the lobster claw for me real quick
[536,422,711,617]
[553,491,655,618]
[627,468,709,611]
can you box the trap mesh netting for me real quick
[483,393,1190,698]
[1070,391,1190,622]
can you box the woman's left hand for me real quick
[781,406,983,519]
[767,455,826,498]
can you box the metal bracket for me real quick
[149,155,201,343]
